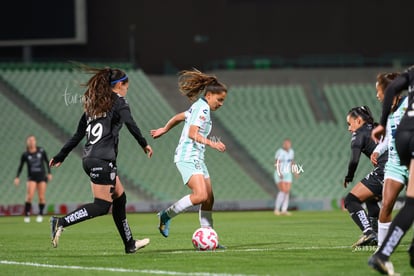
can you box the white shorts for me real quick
[274,171,293,184]
[384,161,409,185]
[176,160,210,185]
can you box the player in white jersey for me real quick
[370,72,409,247]
[273,139,296,215]
[151,69,227,244]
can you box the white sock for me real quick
[378,221,391,247]
[282,193,290,212]
[166,195,193,218]
[199,210,213,228]
[275,192,285,212]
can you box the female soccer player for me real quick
[369,65,414,274]
[370,72,408,248]
[151,69,227,242]
[343,106,387,248]
[14,135,52,223]
[49,66,153,254]
[273,138,296,216]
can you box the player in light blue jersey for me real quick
[274,139,296,215]
[370,72,409,247]
[151,69,227,243]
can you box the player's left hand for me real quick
[343,181,349,188]
[47,173,53,181]
[144,145,153,158]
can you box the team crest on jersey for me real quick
[199,115,206,121]
[110,172,116,180]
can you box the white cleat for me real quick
[125,238,150,254]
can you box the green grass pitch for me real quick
[0,210,412,275]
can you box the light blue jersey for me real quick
[274,148,294,183]
[387,97,408,165]
[385,97,409,184]
[375,96,409,184]
[174,98,212,162]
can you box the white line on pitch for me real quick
[0,260,257,276]
[165,245,351,254]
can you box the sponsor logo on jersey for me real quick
[90,172,99,179]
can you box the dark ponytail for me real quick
[348,106,377,126]
[80,65,128,117]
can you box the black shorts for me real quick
[82,158,117,185]
[360,166,384,198]
[395,129,414,167]
[28,174,47,183]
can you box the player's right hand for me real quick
[371,125,385,144]
[370,152,379,166]
[13,177,19,186]
[211,141,226,152]
[151,128,166,139]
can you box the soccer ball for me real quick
[192,227,218,251]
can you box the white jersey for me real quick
[174,98,212,162]
[386,96,408,165]
[275,148,294,175]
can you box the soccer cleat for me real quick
[352,232,378,248]
[36,215,43,223]
[274,210,281,216]
[368,254,395,275]
[158,210,171,238]
[281,211,292,216]
[50,216,64,248]
[216,244,227,250]
[408,243,414,268]
[24,216,30,223]
[125,238,150,254]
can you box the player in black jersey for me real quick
[14,135,52,223]
[343,106,387,248]
[369,65,414,275]
[49,66,153,254]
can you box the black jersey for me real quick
[16,147,50,179]
[380,66,414,130]
[53,93,148,162]
[345,123,387,181]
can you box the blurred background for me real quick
[0,0,412,215]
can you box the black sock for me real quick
[39,203,45,216]
[366,199,379,233]
[24,202,31,217]
[344,193,373,234]
[59,198,111,227]
[366,198,380,218]
[112,193,134,248]
[377,196,414,261]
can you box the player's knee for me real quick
[380,199,394,217]
[192,192,208,204]
[94,198,112,215]
[344,193,361,212]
